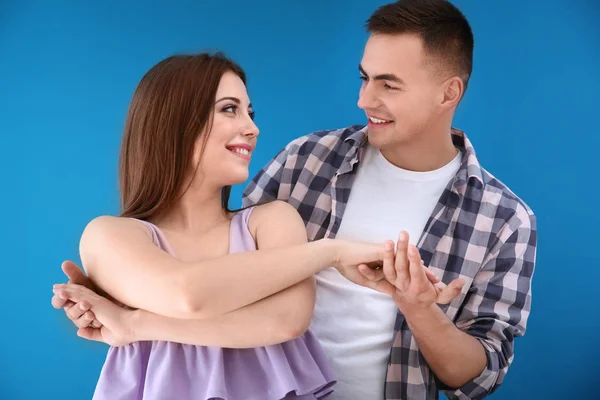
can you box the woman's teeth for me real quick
[232,148,249,156]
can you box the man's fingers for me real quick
[394,231,410,287]
[408,245,428,287]
[423,267,440,284]
[436,278,465,304]
[382,241,397,283]
[449,278,465,289]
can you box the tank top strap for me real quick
[128,218,177,255]
[131,219,160,246]
[228,207,257,254]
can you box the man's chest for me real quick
[334,177,445,246]
[286,167,490,305]
[290,165,450,245]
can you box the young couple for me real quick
[52,1,537,399]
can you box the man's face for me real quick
[358,33,445,150]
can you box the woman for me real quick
[51,53,392,400]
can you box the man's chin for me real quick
[366,130,392,149]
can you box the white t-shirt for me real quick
[309,144,461,399]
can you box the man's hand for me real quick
[358,232,465,308]
[360,232,486,389]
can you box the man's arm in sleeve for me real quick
[444,209,537,399]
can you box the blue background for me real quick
[2,0,598,399]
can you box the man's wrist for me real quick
[395,299,447,328]
[396,298,434,317]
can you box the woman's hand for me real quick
[53,283,136,347]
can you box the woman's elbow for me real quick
[172,274,210,319]
[279,299,314,340]
[282,316,311,340]
[177,296,206,319]
[283,282,316,340]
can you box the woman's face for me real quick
[191,71,259,189]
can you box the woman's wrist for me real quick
[127,309,146,342]
[312,238,340,270]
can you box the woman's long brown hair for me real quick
[118,53,246,220]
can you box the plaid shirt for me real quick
[243,125,537,400]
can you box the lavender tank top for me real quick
[92,207,336,400]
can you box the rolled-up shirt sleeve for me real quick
[444,211,537,400]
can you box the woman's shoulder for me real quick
[246,201,306,247]
[81,215,154,247]
[248,201,301,226]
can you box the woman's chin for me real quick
[220,172,249,187]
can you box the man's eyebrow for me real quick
[359,64,405,84]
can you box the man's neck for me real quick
[379,127,458,172]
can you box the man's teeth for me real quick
[232,148,250,156]
[369,116,391,124]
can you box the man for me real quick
[54,1,536,399]
[242,1,536,399]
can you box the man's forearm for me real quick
[131,280,314,348]
[400,302,487,389]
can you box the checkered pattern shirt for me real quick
[242,125,537,400]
